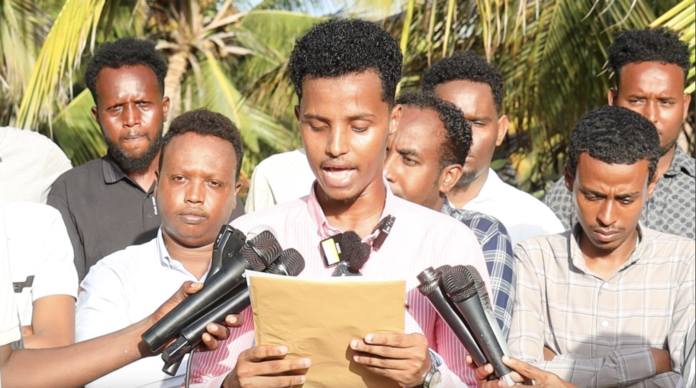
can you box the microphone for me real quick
[209,225,246,277]
[442,269,516,384]
[160,249,306,374]
[331,232,370,277]
[142,230,282,352]
[417,267,487,366]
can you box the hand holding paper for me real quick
[350,332,431,387]
[223,344,311,388]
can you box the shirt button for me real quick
[601,320,609,327]
[602,283,609,289]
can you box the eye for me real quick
[619,198,634,205]
[209,180,222,187]
[309,125,325,132]
[172,175,185,182]
[403,156,417,166]
[583,193,598,201]
[352,126,368,132]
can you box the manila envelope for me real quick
[248,272,405,388]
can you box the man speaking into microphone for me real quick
[189,19,490,388]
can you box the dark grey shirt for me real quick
[544,146,696,239]
[48,154,245,281]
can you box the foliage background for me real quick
[0,0,693,198]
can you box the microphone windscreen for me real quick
[462,265,494,312]
[268,248,305,276]
[341,231,370,271]
[242,231,282,270]
[442,269,476,301]
[246,224,279,240]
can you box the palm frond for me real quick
[50,88,107,165]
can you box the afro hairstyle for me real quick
[159,109,244,180]
[396,91,472,169]
[421,51,504,113]
[608,27,690,87]
[86,37,168,103]
[566,105,661,184]
[288,18,402,105]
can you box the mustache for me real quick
[591,226,623,235]
[119,131,151,141]
[320,160,358,169]
[179,208,208,218]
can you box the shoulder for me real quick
[452,209,508,234]
[1,127,60,150]
[514,232,570,262]
[52,158,103,185]
[232,197,309,233]
[82,238,159,285]
[253,150,308,173]
[392,196,478,242]
[5,202,62,223]
[641,227,695,262]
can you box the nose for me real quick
[383,152,397,183]
[185,179,205,205]
[645,99,658,125]
[326,126,350,158]
[597,199,617,227]
[123,103,140,128]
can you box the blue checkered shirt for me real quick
[442,198,516,338]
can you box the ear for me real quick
[389,104,403,135]
[607,88,618,106]
[161,96,171,122]
[234,180,242,196]
[438,164,464,195]
[683,93,691,121]
[495,114,509,146]
[154,169,160,199]
[564,164,574,193]
[294,105,300,121]
[91,106,98,122]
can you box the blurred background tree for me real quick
[0,0,693,197]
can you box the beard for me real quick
[454,168,478,189]
[104,126,163,174]
[660,138,677,156]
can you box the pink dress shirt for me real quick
[189,183,490,387]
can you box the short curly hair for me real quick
[289,18,403,105]
[160,109,244,180]
[422,51,504,113]
[609,27,690,87]
[567,105,661,184]
[86,38,168,103]
[396,91,472,169]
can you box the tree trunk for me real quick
[163,49,190,132]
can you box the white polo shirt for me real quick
[76,229,206,388]
[5,202,77,325]
[461,169,564,245]
[0,199,20,347]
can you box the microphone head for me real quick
[342,231,370,272]
[242,231,282,270]
[267,248,305,276]
[441,269,477,302]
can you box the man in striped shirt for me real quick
[475,106,694,387]
[189,19,490,388]
[384,92,515,338]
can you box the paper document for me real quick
[248,271,405,388]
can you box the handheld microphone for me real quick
[417,267,487,366]
[331,232,370,277]
[160,249,306,374]
[209,225,246,278]
[442,270,516,384]
[142,231,282,352]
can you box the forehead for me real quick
[433,80,496,115]
[576,153,650,190]
[618,61,685,92]
[393,107,447,152]
[299,71,390,115]
[96,65,160,91]
[163,132,237,170]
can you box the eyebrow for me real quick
[466,116,492,122]
[303,113,376,121]
[397,148,419,157]
[580,187,641,198]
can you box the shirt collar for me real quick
[469,168,501,205]
[102,153,130,184]
[664,146,695,178]
[156,228,211,280]
[569,222,644,278]
[306,178,395,245]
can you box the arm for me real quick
[22,295,74,348]
[47,180,87,281]
[39,144,72,204]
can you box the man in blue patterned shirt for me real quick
[384,91,515,337]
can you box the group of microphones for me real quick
[418,265,518,385]
[140,225,306,378]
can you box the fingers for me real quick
[224,314,244,328]
[474,363,494,381]
[502,356,542,378]
[361,333,423,348]
[234,346,311,387]
[238,375,307,388]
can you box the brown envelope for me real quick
[249,274,405,388]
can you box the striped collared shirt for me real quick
[189,182,490,387]
[441,198,515,338]
[509,224,695,387]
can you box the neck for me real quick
[127,151,160,191]
[429,194,446,212]
[579,228,638,280]
[446,168,490,208]
[317,178,386,239]
[656,145,676,180]
[162,230,213,280]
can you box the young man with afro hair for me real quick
[47,38,245,282]
[475,106,694,387]
[544,27,695,239]
[422,51,564,246]
[189,18,490,388]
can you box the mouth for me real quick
[121,133,148,143]
[320,164,357,189]
[179,210,208,224]
[593,229,621,242]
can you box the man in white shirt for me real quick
[422,52,564,245]
[244,148,315,213]
[5,199,77,349]
[0,127,72,204]
[76,109,245,387]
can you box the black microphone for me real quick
[442,270,516,384]
[160,249,306,374]
[332,232,370,277]
[142,231,282,352]
[417,267,487,366]
[209,225,246,277]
